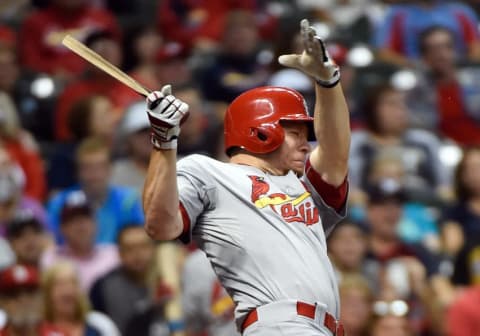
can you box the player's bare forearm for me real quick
[309,83,350,187]
[143,149,183,241]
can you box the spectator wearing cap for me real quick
[5,210,47,268]
[155,42,193,90]
[364,178,452,335]
[0,264,67,335]
[48,94,116,192]
[18,0,120,79]
[350,150,441,252]
[111,101,151,195]
[89,225,156,334]
[46,137,144,244]
[41,190,119,292]
[0,147,50,236]
[54,30,122,141]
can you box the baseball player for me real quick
[143,19,350,335]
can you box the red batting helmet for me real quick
[224,86,314,156]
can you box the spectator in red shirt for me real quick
[446,285,480,336]
[54,30,122,141]
[19,0,120,80]
[408,26,480,145]
[157,0,276,51]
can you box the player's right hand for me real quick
[146,85,189,150]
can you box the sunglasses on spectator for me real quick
[373,300,409,317]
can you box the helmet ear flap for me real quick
[249,124,284,153]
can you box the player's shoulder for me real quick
[177,154,225,171]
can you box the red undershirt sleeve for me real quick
[305,158,348,212]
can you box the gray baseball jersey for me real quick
[177,154,346,330]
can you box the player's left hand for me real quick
[278,19,340,88]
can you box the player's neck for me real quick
[230,153,287,176]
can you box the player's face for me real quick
[271,122,311,175]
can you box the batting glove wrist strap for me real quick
[314,67,340,88]
[151,133,178,150]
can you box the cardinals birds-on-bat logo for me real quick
[247,175,319,226]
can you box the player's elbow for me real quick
[144,211,183,241]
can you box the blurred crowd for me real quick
[0,0,480,335]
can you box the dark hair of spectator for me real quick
[67,95,103,141]
[116,224,146,246]
[454,146,480,201]
[122,24,157,72]
[84,29,117,49]
[362,83,397,134]
[418,25,455,55]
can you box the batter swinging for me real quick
[143,19,351,335]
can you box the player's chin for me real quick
[291,161,305,176]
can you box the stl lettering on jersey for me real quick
[248,175,319,226]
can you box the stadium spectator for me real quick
[441,146,480,257]
[200,10,271,103]
[41,190,119,292]
[111,101,151,194]
[42,261,120,335]
[47,137,144,244]
[353,150,441,251]
[114,24,163,112]
[155,42,193,89]
[48,94,116,192]
[175,84,223,158]
[349,83,448,198]
[0,93,46,201]
[89,225,156,334]
[0,150,50,235]
[54,30,122,141]
[5,210,47,268]
[157,0,276,52]
[364,178,453,334]
[374,0,480,67]
[124,280,175,336]
[338,273,373,336]
[408,25,480,145]
[368,300,413,336]
[182,249,237,336]
[19,0,120,79]
[0,264,67,335]
[446,284,480,336]
[327,219,371,282]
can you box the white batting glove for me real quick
[278,19,340,88]
[146,85,189,150]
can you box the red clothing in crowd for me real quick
[0,323,67,336]
[54,76,120,141]
[437,81,480,145]
[19,4,120,76]
[447,286,480,336]
[157,0,276,48]
[4,139,46,201]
